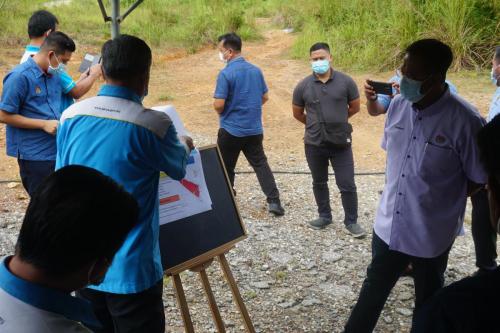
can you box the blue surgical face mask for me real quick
[311,59,330,75]
[400,75,427,103]
[48,54,65,75]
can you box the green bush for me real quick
[278,0,499,71]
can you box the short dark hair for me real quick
[405,39,453,76]
[16,165,139,276]
[102,34,152,82]
[309,42,330,54]
[28,10,59,39]
[495,46,500,61]
[40,31,76,55]
[218,33,242,52]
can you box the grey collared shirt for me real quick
[292,70,359,146]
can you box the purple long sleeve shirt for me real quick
[374,89,487,258]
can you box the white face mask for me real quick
[218,50,229,63]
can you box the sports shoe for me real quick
[345,223,366,238]
[268,202,285,216]
[308,217,332,230]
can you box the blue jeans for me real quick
[344,232,452,333]
[18,159,55,196]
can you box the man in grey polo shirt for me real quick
[292,42,365,237]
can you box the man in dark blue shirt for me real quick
[213,32,284,216]
[0,32,75,196]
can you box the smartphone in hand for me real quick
[78,53,101,73]
[368,80,393,95]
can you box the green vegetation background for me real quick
[0,0,498,71]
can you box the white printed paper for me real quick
[158,149,212,224]
[152,105,189,136]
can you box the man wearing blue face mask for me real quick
[0,32,75,196]
[344,39,487,332]
[487,46,500,122]
[292,42,364,237]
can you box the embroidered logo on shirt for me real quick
[435,135,446,144]
[35,86,41,94]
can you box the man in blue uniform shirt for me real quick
[57,34,193,333]
[20,10,102,112]
[0,31,76,196]
[214,32,285,216]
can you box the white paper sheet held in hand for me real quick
[153,105,212,225]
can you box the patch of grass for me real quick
[0,0,264,50]
[244,290,257,300]
[275,270,287,281]
[158,93,174,102]
[276,0,499,71]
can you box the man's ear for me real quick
[44,29,52,37]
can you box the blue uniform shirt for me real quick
[378,74,458,111]
[0,57,62,161]
[20,45,76,112]
[56,85,189,293]
[487,87,500,122]
[0,256,98,332]
[214,57,268,137]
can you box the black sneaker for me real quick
[268,202,285,216]
[308,217,332,230]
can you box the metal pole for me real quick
[111,0,120,38]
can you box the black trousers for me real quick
[77,280,165,333]
[411,267,500,333]
[344,232,452,333]
[217,128,280,203]
[471,189,497,269]
[304,144,357,225]
[17,159,55,196]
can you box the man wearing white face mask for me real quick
[292,42,364,237]
[214,32,285,216]
[20,10,102,113]
[0,32,75,196]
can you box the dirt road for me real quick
[0,23,493,181]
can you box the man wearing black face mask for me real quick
[0,165,138,332]
[0,32,75,196]
[344,39,487,332]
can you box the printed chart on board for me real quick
[153,105,213,225]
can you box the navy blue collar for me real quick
[0,256,100,327]
[98,84,143,104]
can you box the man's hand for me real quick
[42,120,59,135]
[364,80,378,101]
[180,135,195,152]
[88,64,103,78]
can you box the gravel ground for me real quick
[0,136,491,332]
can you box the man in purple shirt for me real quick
[344,39,487,332]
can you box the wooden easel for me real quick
[170,252,255,333]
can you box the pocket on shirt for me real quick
[418,142,460,177]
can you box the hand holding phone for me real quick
[367,80,393,95]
